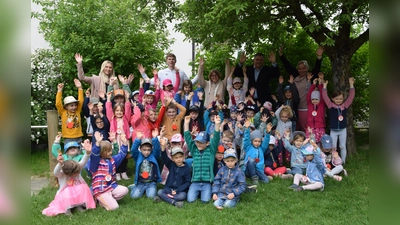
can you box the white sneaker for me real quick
[116,173,121,181]
[121,172,130,180]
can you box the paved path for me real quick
[31,176,49,196]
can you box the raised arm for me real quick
[75,53,93,84]
[197,58,206,88]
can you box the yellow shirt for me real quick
[55,89,84,139]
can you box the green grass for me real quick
[31,131,369,225]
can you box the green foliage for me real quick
[32,0,173,91]
[31,49,63,143]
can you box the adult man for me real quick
[140,53,198,90]
[233,51,280,106]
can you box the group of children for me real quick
[42,57,356,216]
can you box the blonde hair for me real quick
[222,130,234,140]
[280,105,293,118]
[99,60,116,86]
[99,141,112,158]
[62,160,81,176]
[297,60,309,70]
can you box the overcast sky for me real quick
[31,2,194,76]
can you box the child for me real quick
[89,132,129,210]
[51,134,83,161]
[174,79,201,107]
[227,64,249,107]
[43,139,95,216]
[106,90,131,180]
[306,75,326,143]
[245,105,257,124]
[275,105,293,139]
[276,75,300,131]
[138,76,160,111]
[213,147,226,176]
[255,102,278,130]
[162,97,187,140]
[320,134,346,181]
[283,130,308,175]
[212,148,246,209]
[288,141,326,191]
[131,90,140,103]
[155,139,191,208]
[184,91,205,137]
[322,77,355,163]
[263,134,293,179]
[242,119,273,185]
[88,101,110,144]
[129,129,162,199]
[55,79,84,144]
[157,68,180,105]
[184,115,221,203]
[204,104,224,138]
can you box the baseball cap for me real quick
[250,130,262,140]
[269,136,276,146]
[263,101,273,111]
[189,105,200,113]
[171,134,184,143]
[163,79,173,86]
[194,131,209,143]
[224,148,237,159]
[283,85,291,92]
[246,105,256,111]
[113,89,124,98]
[320,134,333,149]
[90,97,99,104]
[171,147,184,156]
[144,90,155,96]
[64,141,80,153]
[301,144,314,155]
[63,96,79,107]
[233,77,242,84]
[140,138,153,147]
[132,90,139,96]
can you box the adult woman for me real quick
[278,46,325,132]
[197,58,229,106]
[75,53,120,99]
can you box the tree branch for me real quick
[350,28,369,56]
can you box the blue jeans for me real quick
[130,182,157,199]
[289,166,305,175]
[214,198,238,208]
[245,159,270,183]
[187,182,212,203]
[158,189,187,205]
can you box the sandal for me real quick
[333,175,342,181]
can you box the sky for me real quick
[31,2,194,77]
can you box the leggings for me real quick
[264,166,287,176]
[293,174,323,191]
[96,185,128,210]
[330,128,347,163]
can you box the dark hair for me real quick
[254,53,264,58]
[167,103,178,111]
[331,90,344,99]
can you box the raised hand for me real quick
[214,115,221,125]
[288,75,294,84]
[54,133,62,143]
[136,130,143,139]
[279,45,284,56]
[244,119,251,128]
[270,111,275,117]
[239,52,247,64]
[284,129,291,139]
[237,113,243,122]
[120,133,129,145]
[109,131,116,142]
[197,91,204,100]
[152,128,159,138]
[275,131,281,140]
[236,121,243,129]
[160,125,166,138]
[303,137,310,146]
[57,83,64,91]
[159,138,167,151]
[127,74,134,84]
[349,77,355,87]
[154,78,160,89]
[88,102,94,112]
[188,91,194,100]
[98,90,105,99]
[249,87,255,96]
[74,79,82,88]
[268,51,276,64]
[266,123,273,133]
[109,77,117,85]
[138,64,145,74]
[184,115,191,124]
[323,80,328,88]
[85,88,91,97]
[106,91,112,101]
[261,113,269,123]
[97,103,104,115]
[57,153,64,164]
[313,78,318,85]
[199,58,205,67]
[279,75,284,84]
[81,139,92,154]
[94,131,103,144]
[164,97,172,106]
[271,95,277,102]
[74,53,83,63]
[316,46,325,57]
[118,75,125,84]
[191,125,199,136]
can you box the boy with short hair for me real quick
[155,139,191,208]
[212,148,246,209]
[184,115,221,203]
[129,129,161,199]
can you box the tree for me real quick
[177,0,369,154]
[32,0,174,91]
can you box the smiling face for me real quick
[230,112,237,120]
[284,90,292,99]
[195,141,209,150]
[246,110,255,118]
[183,85,192,94]
[167,108,177,119]
[65,103,78,113]
[293,137,305,148]
[145,95,154,104]
[224,157,237,169]
[190,111,199,120]
[252,138,262,148]
[215,152,224,161]
[114,105,124,118]
[221,137,233,147]
[164,84,173,92]
[148,110,157,122]
[332,94,344,105]
[101,148,112,159]
[103,63,113,76]
[311,98,320,105]
[253,55,264,69]
[95,118,104,129]
[297,63,308,77]
[280,111,290,122]
[166,56,176,68]
[209,71,220,83]
[233,82,242,90]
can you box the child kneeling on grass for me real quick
[288,140,326,191]
[154,138,191,208]
[212,148,246,210]
[129,129,161,199]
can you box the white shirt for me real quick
[141,68,198,90]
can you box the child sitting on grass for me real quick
[288,140,326,191]
[212,148,246,210]
[154,138,191,208]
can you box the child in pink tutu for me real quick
[42,139,95,216]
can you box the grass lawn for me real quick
[31,130,369,225]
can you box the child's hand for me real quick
[137,64,145,74]
[85,88,91,97]
[313,78,318,85]
[236,121,243,129]
[118,75,125,84]
[221,119,228,126]
[236,113,243,122]
[316,46,325,57]
[74,78,82,89]
[144,78,150,83]
[318,72,324,80]
[97,103,104,114]
[197,91,203,100]
[136,130,143,139]
[261,114,269,123]
[310,139,318,149]
[94,131,103,143]
[349,77,355,87]
[284,129,291,139]
[303,138,310,146]
[54,133,62,143]
[271,95,277,102]
[270,111,275,117]
[109,131,116,142]
[288,75,294,84]
[127,74,134,84]
[131,100,137,108]
[249,87,255,96]
[159,138,167,151]
[152,69,158,76]
[57,83,64,91]
[160,125,166,138]
[74,53,83,63]
[188,91,194,100]
[98,90,105,99]
[120,133,128,145]
[278,75,284,84]
[57,153,64,164]
[106,91,112,101]
[164,97,172,106]
[212,194,218,201]
[244,119,251,128]
[81,139,92,154]
[155,79,160,89]
[307,73,313,82]
[275,131,281,140]
[184,116,191,124]
[266,123,273,133]
[227,121,233,129]
[307,126,313,134]
[214,115,221,125]
[139,78,144,86]
[206,102,213,110]
[323,80,328,88]
[152,128,159,138]
[109,77,117,85]
[227,193,235,200]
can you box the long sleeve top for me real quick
[322,87,355,130]
[197,63,229,106]
[161,103,187,140]
[242,128,270,173]
[212,165,246,200]
[306,84,325,129]
[55,89,84,139]
[131,138,162,184]
[283,138,307,169]
[106,101,132,140]
[161,150,191,193]
[227,76,249,108]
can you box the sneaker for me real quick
[215,206,223,210]
[267,176,274,181]
[288,184,299,190]
[75,205,85,212]
[251,175,259,185]
[65,209,72,216]
[293,186,304,191]
[116,173,121,181]
[121,172,130,180]
[175,201,184,208]
[343,169,348,177]
[128,184,135,192]
[153,196,161,202]
[245,187,258,193]
[247,184,257,189]
[281,174,293,179]
[286,168,291,171]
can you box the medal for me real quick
[141,171,149,179]
[326,163,331,169]
[67,121,73,129]
[117,128,122,134]
[105,174,112,182]
[172,124,178,131]
[255,158,260,163]
[218,145,225,153]
[312,111,317,116]
[273,162,277,168]
[338,115,343,121]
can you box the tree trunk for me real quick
[329,52,357,155]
